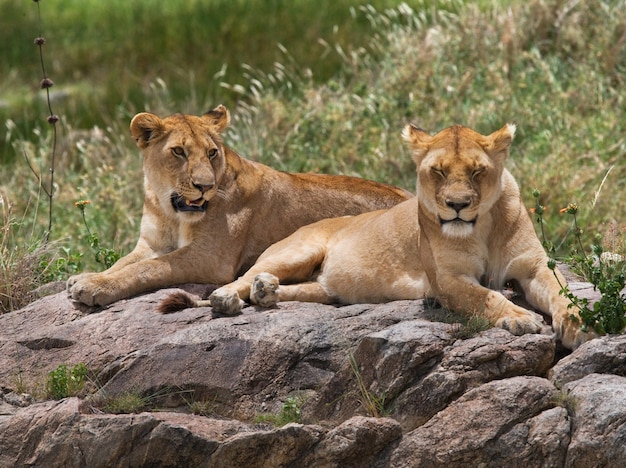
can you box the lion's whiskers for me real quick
[215,188,231,202]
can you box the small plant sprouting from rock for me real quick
[254,395,304,426]
[102,391,151,414]
[553,389,577,415]
[98,386,185,414]
[349,354,388,418]
[532,190,626,335]
[451,315,492,340]
[179,390,219,417]
[74,199,120,269]
[188,399,218,417]
[424,301,492,339]
[46,363,88,400]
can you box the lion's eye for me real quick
[472,168,484,179]
[171,147,186,158]
[432,168,446,178]
[207,148,218,160]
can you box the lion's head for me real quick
[403,123,515,238]
[130,105,231,222]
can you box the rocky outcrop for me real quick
[0,282,625,467]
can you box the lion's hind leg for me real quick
[250,273,280,307]
[250,273,334,307]
[209,288,246,315]
[211,228,330,314]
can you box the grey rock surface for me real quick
[0,281,624,467]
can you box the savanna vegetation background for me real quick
[1,0,624,313]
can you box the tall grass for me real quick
[0,0,450,160]
[0,0,624,312]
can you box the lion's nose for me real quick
[193,182,215,193]
[446,199,471,213]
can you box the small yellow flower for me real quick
[560,203,578,215]
[74,199,91,208]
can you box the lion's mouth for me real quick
[170,193,208,213]
[439,216,477,226]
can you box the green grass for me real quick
[0,0,459,160]
[0,0,624,311]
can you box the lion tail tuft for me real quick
[156,291,199,314]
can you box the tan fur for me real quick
[211,123,595,350]
[67,106,411,307]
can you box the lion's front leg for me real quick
[483,290,545,335]
[69,271,140,307]
[68,247,225,307]
[518,264,597,349]
[66,242,154,292]
[436,276,544,336]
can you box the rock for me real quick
[549,333,626,387]
[303,416,403,467]
[91,300,433,419]
[0,278,623,466]
[563,374,626,467]
[305,318,455,425]
[390,376,569,467]
[306,322,554,430]
[0,397,322,468]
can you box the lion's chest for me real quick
[139,212,196,255]
[177,224,194,249]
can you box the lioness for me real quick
[206,123,593,349]
[67,106,411,306]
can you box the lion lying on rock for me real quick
[202,123,593,350]
[67,105,410,307]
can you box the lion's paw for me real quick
[68,275,119,307]
[553,313,598,350]
[66,272,97,290]
[250,273,280,307]
[495,306,544,336]
[209,288,244,315]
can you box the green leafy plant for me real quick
[75,199,120,269]
[46,363,88,399]
[37,246,83,283]
[254,395,304,426]
[533,190,626,335]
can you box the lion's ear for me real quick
[485,124,515,161]
[130,113,164,149]
[402,124,431,162]
[203,105,231,133]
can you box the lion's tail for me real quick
[156,291,211,314]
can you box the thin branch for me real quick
[33,0,60,243]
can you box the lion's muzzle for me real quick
[170,192,208,213]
